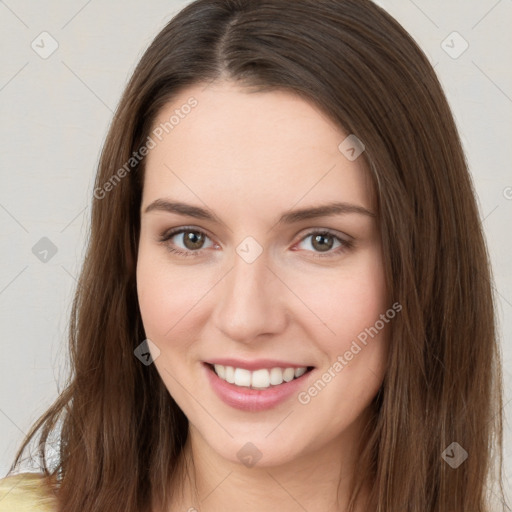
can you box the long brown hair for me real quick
[8,1,507,510]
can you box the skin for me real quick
[137,81,390,512]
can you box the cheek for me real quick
[293,252,389,434]
[136,246,206,343]
[291,249,388,350]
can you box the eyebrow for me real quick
[143,199,376,224]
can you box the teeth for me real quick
[225,365,235,384]
[282,368,295,382]
[269,367,283,385]
[234,368,251,387]
[212,364,309,389]
[214,364,226,379]
[251,369,270,388]
[295,367,306,378]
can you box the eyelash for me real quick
[158,226,354,259]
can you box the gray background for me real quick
[1,0,510,498]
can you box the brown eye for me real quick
[182,230,206,250]
[295,230,353,258]
[159,227,215,257]
[311,233,334,252]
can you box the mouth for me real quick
[205,362,315,390]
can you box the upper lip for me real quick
[205,358,313,371]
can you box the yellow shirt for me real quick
[0,472,57,512]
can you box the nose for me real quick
[211,248,288,344]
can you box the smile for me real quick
[203,360,315,411]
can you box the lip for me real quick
[203,362,314,412]
[205,358,312,371]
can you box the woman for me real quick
[0,0,507,511]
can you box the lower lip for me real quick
[204,363,313,412]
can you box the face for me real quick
[136,81,391,468]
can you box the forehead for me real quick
[143,81,373,214]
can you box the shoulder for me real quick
[0,472,58,512]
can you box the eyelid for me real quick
[159,225,214,242]
[294,226,353,242]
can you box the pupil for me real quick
[184,231,204,250]
[313,234,333,252]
